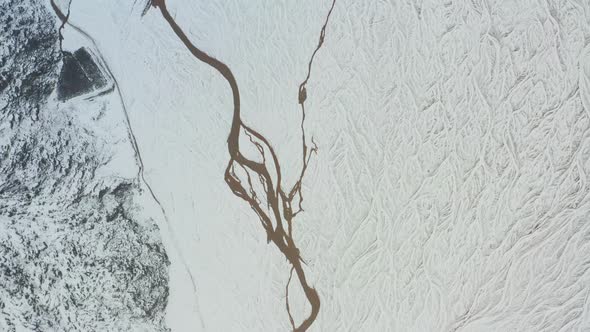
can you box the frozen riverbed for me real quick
[2,0,590,331]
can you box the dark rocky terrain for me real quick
[0,1,170,331]
[57,47,109,101]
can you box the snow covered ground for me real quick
[3,0,590,330]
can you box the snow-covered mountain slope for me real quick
[0,1,169,330]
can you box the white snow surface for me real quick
[55,0,590,330]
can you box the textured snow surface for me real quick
[3,0,590,331]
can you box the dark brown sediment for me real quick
[52,0,335,329]
[50,0,71,52]
[149,0,337,330]
[286,0,337,328]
